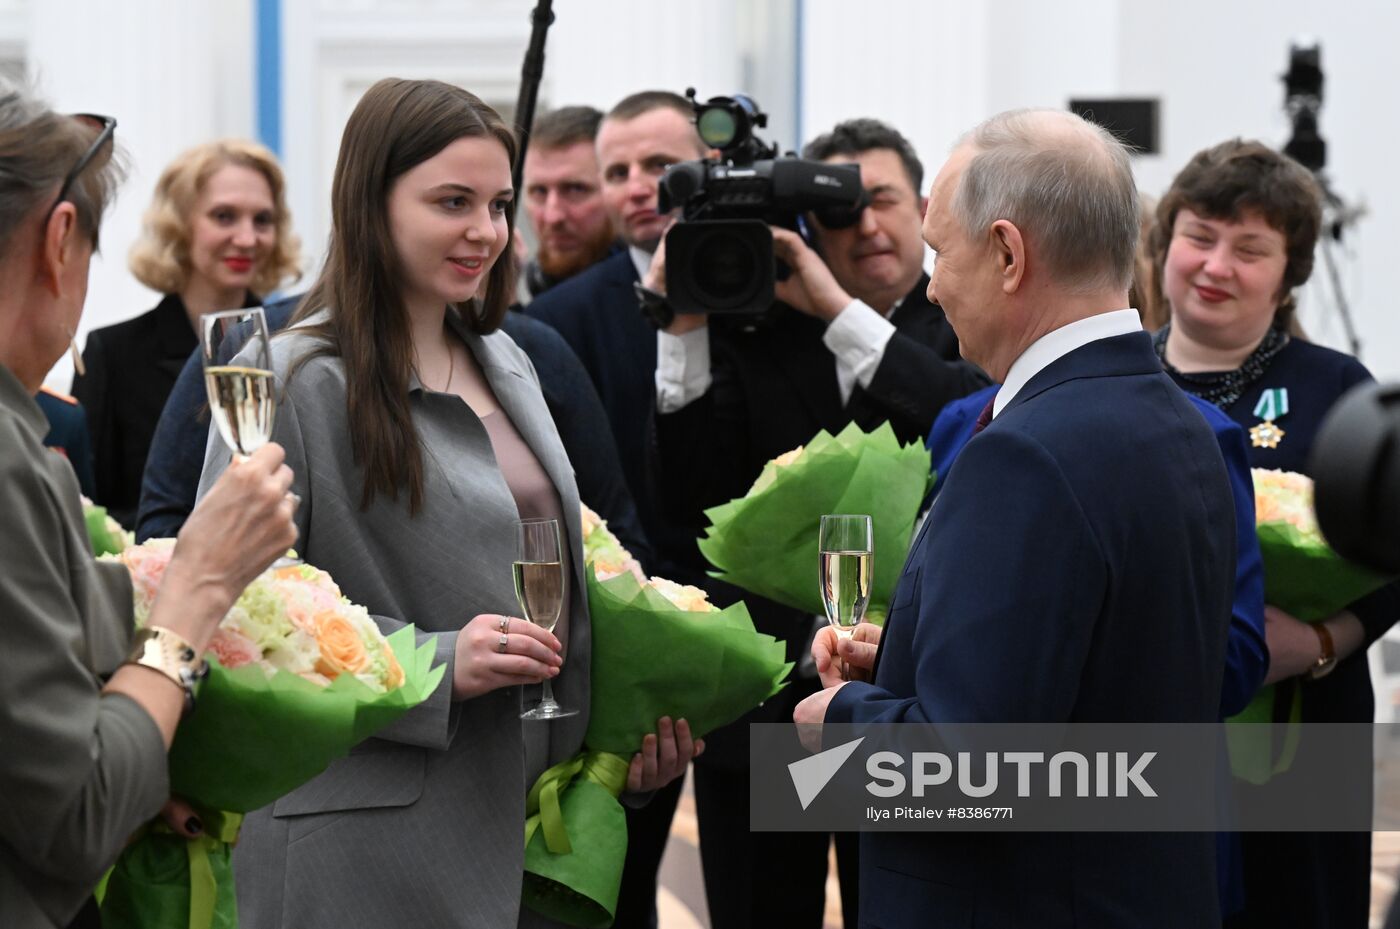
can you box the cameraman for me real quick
[652,118,988,514]
[648,119,989,929]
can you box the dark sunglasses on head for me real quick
[47,113,116,219]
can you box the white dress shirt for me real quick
[655,291,900,414]
[992,308,1143,419]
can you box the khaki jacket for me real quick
[0,364,167,928]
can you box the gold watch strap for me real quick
[1309,622,1337,680]
[126,626,209,711]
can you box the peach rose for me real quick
[382,647,405,690]
[313,611,370,678]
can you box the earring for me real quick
[67,328,85,377]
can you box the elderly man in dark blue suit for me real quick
[796,109,1237,928]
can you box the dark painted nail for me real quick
[186,816,203,835]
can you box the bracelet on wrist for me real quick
[124,626,210,716]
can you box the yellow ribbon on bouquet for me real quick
[524,751,629,854]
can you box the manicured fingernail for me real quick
[186,817,203,835]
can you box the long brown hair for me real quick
[292,78,518,514]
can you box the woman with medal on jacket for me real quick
[1150,138,1400,928]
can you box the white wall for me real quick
[1119,0,1399,378]
[801,0,987,185]
[27,0,254,393]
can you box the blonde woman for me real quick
[72,139,300,527]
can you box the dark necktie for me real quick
[972,395,997,434]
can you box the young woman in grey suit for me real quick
[0,85,298,929]
[198,78,698,929]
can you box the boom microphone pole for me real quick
[511,0,555,224]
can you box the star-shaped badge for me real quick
[1250,420,1285,449]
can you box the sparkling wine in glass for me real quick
[819,514,873,641]
[202,308,275,458]
[516,517,576,720]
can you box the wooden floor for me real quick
[652,768,1400,928]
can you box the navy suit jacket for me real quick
[525,250,697,581]
[828,331,1236,928]
[928,384,1267,718]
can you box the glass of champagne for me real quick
[819,514,874,655]
[202,308,276,459]
[516,517,576,720]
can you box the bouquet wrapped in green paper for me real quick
[1228,469,1392,784]
[98,540,445,929]
[81,495,131,556]
[522,508,790,928]
[698,422,933,623]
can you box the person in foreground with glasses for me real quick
[0,83,299,929]
[71,138,300,530]
[196,78,698,929]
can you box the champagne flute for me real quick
[819,514,874,657]
[202,308,298,567]
[516,517,576,720]
[202,308,276,459]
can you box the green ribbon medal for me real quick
[1250,388,1289,449]
[1253,388,1290,422]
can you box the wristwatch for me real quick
[1307,622,1337,680]
[634,281,675,331]
[126,626,209,715]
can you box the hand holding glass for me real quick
[202,308,275,458]
[516,517,576,720]
[819,514,873,639]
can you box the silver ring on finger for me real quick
[497,633,509,654]
[498,616,509,634]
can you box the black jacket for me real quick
[72,294,201,528]
[655,275,988,546]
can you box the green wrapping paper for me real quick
[697,422,933,622]
[584,571,792,752]
[84,502,127,556]
[523,754,630,929]
[1252,522,1389,624]
[166,626,444,811]
[100,628,445,929]
[98,812,242,929]
[522,569,791,927]
[1228,521,1391,784]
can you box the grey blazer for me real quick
[0,364,168,929]
[197,312,591,929]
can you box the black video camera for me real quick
[657,89,867,315]
[1283,41,1326,172]
[1312,381,1400,574]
